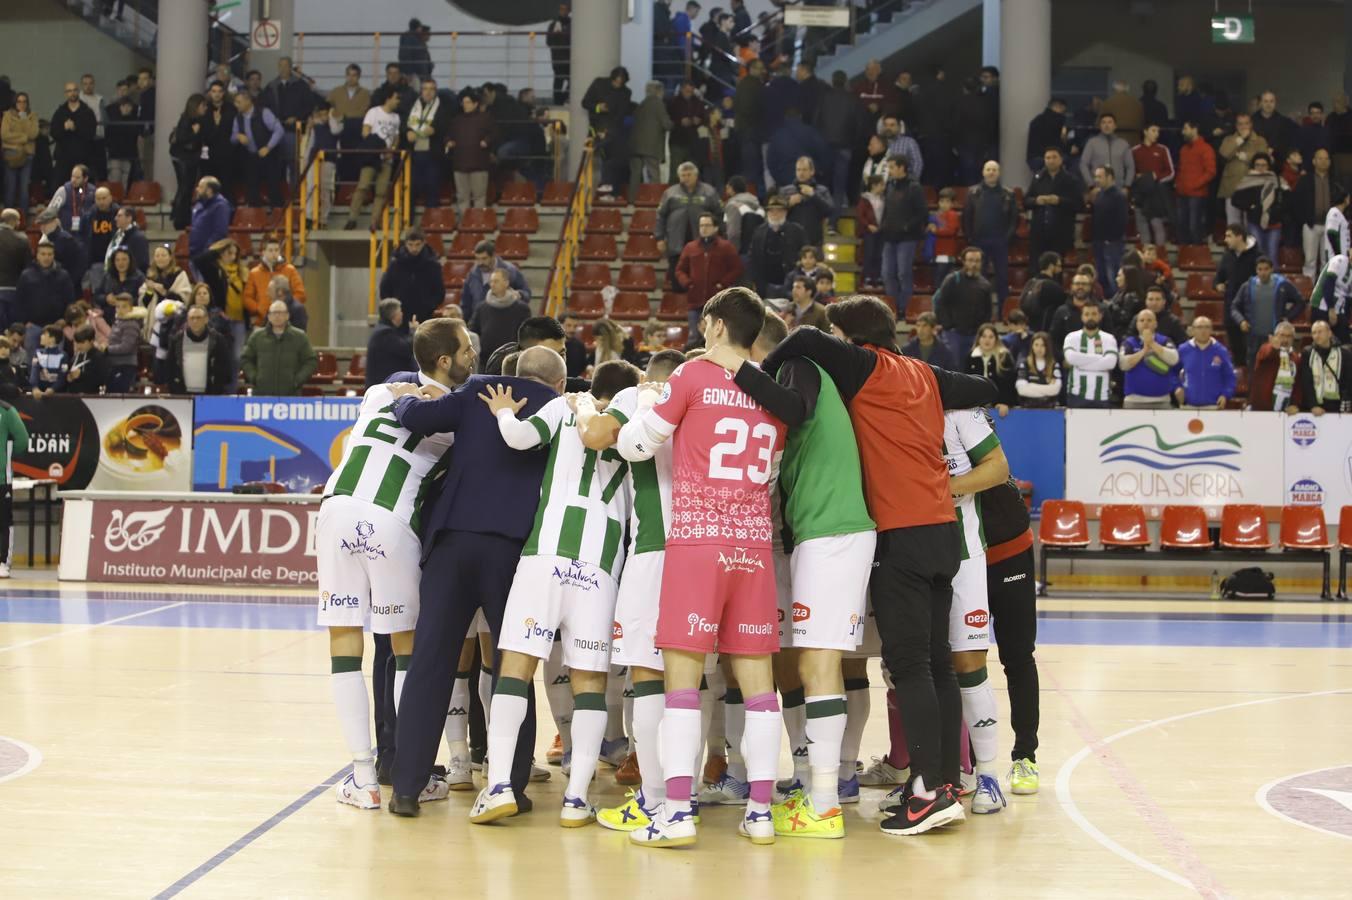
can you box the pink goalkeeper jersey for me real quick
[648,359,786,548]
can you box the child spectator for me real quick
[64,324,110,394]
[928,187,961,285]
[1003,309,1033,361]
[814,270,835,303]
[30,324,68,397]
[105,292,146,393]
[779,245,832,297]
[855,174,885,289]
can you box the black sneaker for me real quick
[388,794,421,817]
[513,793,533,815]
[879,784,965,836]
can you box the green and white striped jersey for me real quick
[1311,254,1351,318]
[324,376,454,528]
[1062,329,1118,403]
[943,408,1001,560]
[607,386,672,557]
[520,395,633,579]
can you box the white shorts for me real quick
[315,495,421,634]
[611,551,666,671]
[497,554,619,672]
[949,554,991,651]
[845,597,881,659]
[777,532,877,651]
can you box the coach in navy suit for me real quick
[385,345,566,815]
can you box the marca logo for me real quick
[791,602,810,622]
[522,617,556,642]
[341,521,386,560]
[965,608,989,628]
[1289,478,1325,506]
[1098,421,1241,472]
[553,560,601,591]
[104,507,173,551]
[717,547,765,574]
[612,621,624,640]
[686,613,719,637]
[1289,416,1318,447]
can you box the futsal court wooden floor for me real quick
[1,577,1350,900]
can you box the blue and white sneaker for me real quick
[335,772,381,810]
[599,736,629,767]
[878,783,906,815]
[560,794,596,827]
[739,807,775,845]
[469,781,518,824]
[972,773,1007,815]
[697,773,750,805]
[629,806,697,848]
[561,750,572,777]
[837,774,860,805]
[774,777,805,804]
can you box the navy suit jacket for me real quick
[392,374,556,559]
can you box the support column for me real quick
[567,0,623,177]
[1346,0,1352,96]
[620,1,654,93]
[249,0,297,81]
[998,0,1051,186]
[153,1,209,199]
[982,0,1001,69]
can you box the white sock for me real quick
[960,670,1000,776]
[632,687,667,803]
[782,694,808,783]
[658,705,702,813]
[742,705,783,803]
[622,678,636,744]
[393,668,407,716]
[841,679,871,781]
[604,667,626,743]
[805,695,846,811]
[486,688,528,788]
[543,645,574,752]
[330,669,376,785]
[444,670,471,754]
[478,666,493,726]
[566,694,607,801]
[724,689,747,781]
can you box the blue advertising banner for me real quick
[191,396,362,492]
[991,408,1065,513]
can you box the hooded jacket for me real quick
[378,244,445,324]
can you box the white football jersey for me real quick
[943,409,1001,560]
[607,386,673,558]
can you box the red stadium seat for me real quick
[1099,504,1151,549]
[587,209,624,234]
[98,180,125,203]
[459,208,498,233]
[1278,246,1304,274]
[568,291,605,317]
[657,292,687,320]
[634,183,666,207]
[173,230,191,263]
[1008,267,1029,292]
[912,265,934,294]
[446,232,480,259]
[498,182,537,205]
[1177,245,1214,271]
[495,234,530,260]
[903,294,930,322]
[1039,500,1090,547]
[629,209,657,234]
[1189,300,1224,324]
[125,180,161,206]
[419,208,456,235]
[571,263,612,290]
[1280,505,1331,550]
[231,206,271,231]
[1340,506,1352,550]
[611,292,652,320]
[622,234,663,262]
[659,324,689,347]
[310,351,339,384]
[579,234,618,261]
[442,260,472,289]
[542,182,574,206]
[344,353,366,385]
[501,207,539,233]
[1219,504,1273,550]
[1160,505,1213,549]
[616,264,657,292]
[1288,274,1314,297]
[1184,272,1222,301]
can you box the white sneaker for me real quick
[738,807,775,845]
[628,805,697,848]
[0,563,11,578]
[469,782,518,824]
[971,773,1007,815]
[959,770,977,797]
[560,795,596,828]
[858,757,909,787]
[530,763,551,782]
[419,774,450,803]
[877,784,905,815]
[599,737,629,767]
[446,755,474,791]
[697,773,750,805]
[561,750,571,777]
[335,772,381,809]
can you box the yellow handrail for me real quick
[368,150,411,316]
[544,139,595,319]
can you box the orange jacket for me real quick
[243,260,307,324]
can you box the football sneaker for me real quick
[838,774,860,805]
[702,753,728,785]
[419,774,450,803]
[738,807,776,845]
[629,806,697,848]
[614,752,641,786]
[773,777,804,804]
[697,773,750,805]
[879,785,965,836]
[958,770,976,797]
[546,733,564,764]
[600,737,629,767]
[530,763,551,782]
[335,772,381,810]
[0,563,11,578]
[560,795,596,828]
[772,792,844,839]
[598,789,659,832]
[972,774,1007,815]
[469,782,518,824]
[858,756,909,787]
[1008,758,1039,795]
[445,755,474,791]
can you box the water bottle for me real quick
[1209,570,1221,600]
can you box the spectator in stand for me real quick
[1230,152,1286,263]
[1246,322,1300,411]
[106,205,148,272]
[722,175,763,254]
[766,108,828,194]
[1015,331,1061,407]
[1215,223,1261,361]
[398,20,434,88]
[967,322,1016,414]
[468,269,532,358]
[813,270,835,303]
[732,58,765,188]
[95,247,143,317]
[779,155,832,244]
[559,313,589,377]
[188,176,231,261]
[879,115,923,184]
[861,133,888,189]
[1118,307,1179,409]
[405,79,451,211]
[1026,147,1080,262]
[231,91,284,208]
[656,162,722,286]
[50,83,96,191]
[955,76,996,185]
[139,243,190,309]
[345,91,401,230]
[1252,91,1297,163]
[63,323,109,394]
[856,173,885,290]
[243,236,306,327]
[1219,113,1269,224]
[1130,123,1174,247]
[546,4,571,104]
[1297,101,1332,164]
[777,244,831,296]
[0,209,29,326]
[1292,320,1352,413]
[1141,285,1187,346]
[378,227,444,325]
[34,209,85,287]
[446,89,496,214]
[83,187,117,277]
[935,246,996,361]
[853,59,889,121]
[582,67,634,190]
[1175,121,1217,245]
[1019,251,1066,332]
[1295,150,1338,276]
[816,71,863,216]
[191,237,247,380]
[667,80,705,178]
[168,94,206,229]
[104,93,139,188]
[674,211,743,332]
[2,93,39,210]
[1003,309,1033,361]
[17,241,75,344]
[1090,165,1128,296]
[369,64,416,133]
[199,81,237,185]
[29,324,68,397]
[900,310,957,370]
[748,195,805,296]
[169,304,230,395]
[1232,255,1306,370]
[104,292,145,392]
[1025,98,1069,172]
[5,325,30,377]
[459,239,530,323]
[879,154,927,311]
[302,103,340,227]
[1061,298,1117,408]
[45,163,94,236]
[326,65,371,154]
[364,298,414,386]
[1079,112,1135,190]
[630,81,673,194]
[1175,316,1236,409]
[1139,242,1173,297]
[1099,81,1144,145]
[962,160,1018,302]
[793,61,828,123]
[1139,79,1168,128]
[782,274,829,330]
[1103,263,1148,339]
[241,300,317,395]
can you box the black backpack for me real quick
[1220,567,1276,600]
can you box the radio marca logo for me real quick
[1098,420,1241,471]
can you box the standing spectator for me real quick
[954,77,995,185]
[925,186,961,285]
[861,133,889,188]
[77,74,107,179]
[1219,114,1269,224]
[1231,255,1306,369]
[900,310,957,370]
[63,323,110,395]
[630,81,672,194]
[468,269,532,357]
[191,238,247,378]
[1026,147,1080,262]
[104,94,140,188]
[966,323,1017,414]
[344,91,401,230]
[33,210,85,288]
[104,292,145,392]
[45,163,94,236]
[17,242,76,344]
[1019,251,1066,332]
[855,173,885,289]
[793,60,828,122]
[1175,121,1217,245]
[1099,82,1144,145]
[139,244,190,309]
[1142,285,1187,346]
[1139,80,1168,129]
[765,108,829,194]
[962,160,1018,300]
[1298,101,1332,164]
[168,94,206,229]
[1292,319,1351,413]
[405,79,450,211]
[459,239,530,322]
[1090,165,1128,296]
[779,156,832,244]
[265,275,308,332]
[914,64,959,187]
[1130,123,1174,247]
[547,4,571,105]
[241,300,318,395]
[134,68,156,182]
[1002,309,1033,362]
[2,92,38,210]
[29,324,68,397]
[1252,91,1297,163]
[232,92,284,208]
[732,59,765,188]
[365,298,414,387]
[87,189,120,279]
[747,195,805,295]
[325,65,371,158]
[1175,317,1236,408]
[170,304,230,394]
[445,90,496,214]
[853,59,889,121]
[707,13,739,92]
[581,67,634,186]
[655,162,722,285]
[1213,223,1260,358]
[814,71,863,215]
[95,247,143,316]
[1025,98,1069,172]
[722,175,763,254]
[262,57,315,181]
[1079,113,1135,189]
[243,236,306,327]
[188,177,230,258]
[674,212,743,332]
[934,246,996,361]
[369,64,416,133]
[378,227,444,325]
[1327,187,1351,261]
[0,209,29,327]
[879,115,923,184]
[50,83,96,190]
[302,103,340,227]
[398,20,434,87]
[199,82,237,185]
[106,205,148,272]
[879,155,927,310]
[1061,298,1117,408]
[1118,308,1179,408]
[667,81,705,178]
[1249,323,1300,411]
[1015,332,1061,407]
[1294,150,1337,275]
[1230,153,1286,263]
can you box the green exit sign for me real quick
[1211,15,1255,43]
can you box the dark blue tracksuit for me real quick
[390,373,557,801]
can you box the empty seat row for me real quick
[1040,501,1333,552]
[419,207,541,234]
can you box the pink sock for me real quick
[665,689,701,710]
[744,692,780,713]
[960,722,973,775]
[666,775,694,800]
[886,689,911,769]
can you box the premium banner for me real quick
[1281,413,1352,519]
[13,395,194,492]
[1064,409,1284,513]
[191,396,362,492]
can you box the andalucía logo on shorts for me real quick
[553,560,601,591]
[717,547,765,574]
[341,521,387,560]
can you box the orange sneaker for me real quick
[615,752,641,786]
[546,733,564,765]
[702,754,727,785]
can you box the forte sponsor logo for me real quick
[686,613,719,637]
[1260,765,1352,839]
[522,617,556,642]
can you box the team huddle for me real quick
[315,287,1043,845]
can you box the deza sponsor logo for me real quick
[1095,420,1246,500]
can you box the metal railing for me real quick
[544,139,595,319]
[366,151,413,316]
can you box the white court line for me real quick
[0,736,43,784]
[0,601,188,654]
[1254,766,1352,842]
[1055,686,1352,895]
